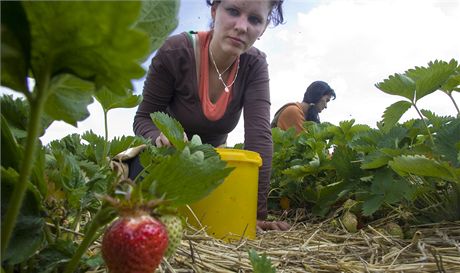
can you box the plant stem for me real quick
[1,74,49,255]
[447,92,460,116]
[413,104,434,145]
[63,206,116,273]
[104,109,109,142]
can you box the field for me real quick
[1,1,459,272]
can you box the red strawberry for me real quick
[102,213,168,273]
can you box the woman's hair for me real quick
[206,0,285,27]
[302,81,336,123]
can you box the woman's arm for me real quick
[133,43,176,142]
[241,55,272,220]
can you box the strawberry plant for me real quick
[271,59,460,226]
[0,1,237,272]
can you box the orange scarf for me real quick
[197,31,238,121]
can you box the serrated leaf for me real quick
[142,147,233,206]
[151,112,186,150]
[361,151,392,169]
[375,73,415,101]
[406,59,458,101]
[381,100,412,133]
[95,87,142,113]
[389,155,458,182]
[433,118,460,167]
[248,249,276,273]
[134,0,179,51]
[108,135,148,158]
[44,74,94,126]
[1,1,30,93]
[441,73,460,94]
[23,1,150,95]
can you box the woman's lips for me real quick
[228,36,245,47]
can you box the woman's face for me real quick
[211,0,271,57]
[315,94,332,113]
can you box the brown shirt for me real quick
[133,32,273,219]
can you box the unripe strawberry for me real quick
[159,214,183,258]
[342,211,358,233]
[102,213,168,273]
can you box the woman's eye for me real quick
[249,16,262,25]
[226,8,239,16]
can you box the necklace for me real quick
[209,47,240,92]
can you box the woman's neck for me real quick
[209,39,238,72]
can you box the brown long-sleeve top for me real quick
[133,32,273,219]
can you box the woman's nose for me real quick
[234,16,248,33]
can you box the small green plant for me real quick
[248,249,276,273]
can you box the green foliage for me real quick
[151,112,187,150]
[1,1,179,271]
[45,75,95,126]
[271,59,459,223]
[139,112,234,206]
[375,59,460,133]
[248,249,276,273]
[1,169,44,266]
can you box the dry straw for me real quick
[160,211,460,273]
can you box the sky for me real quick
[2,0,460,146]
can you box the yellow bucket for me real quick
[181,148,262,241]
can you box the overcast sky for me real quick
[3,0,460,146]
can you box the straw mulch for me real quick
[160,213,460,273]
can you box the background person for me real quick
[132,0,290,231]
[271,80,336,133]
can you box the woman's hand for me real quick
[257,220,291,231]
[155,132,188,147]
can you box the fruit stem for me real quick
[63,205,116,273]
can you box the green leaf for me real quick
[432,118,460,167]
[248,249,276,273]
[1,168,45,265]
[362,194,384,216]
[23,1,150,95]
[375,73,415,101]
[0,1,30,93]
[44,74,95,126]
[95,87,142,113]
[381,100,412,133]
[142,147,233,206]
[133,0,180,51]
[331,146,362,180]
[361,151,392,169]
[1,115,22,170]
[406,59,458,101]
[34,239,78,273]
[362,169,414,216]
[1,95,52,139]
[151,112,186,150]
[441,72,460,94]
[389,155,458,182]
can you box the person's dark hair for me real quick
[206,0,285,27]
[302,81,336,123]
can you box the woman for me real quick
[132,0,289,231]
[271,81,336,133]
